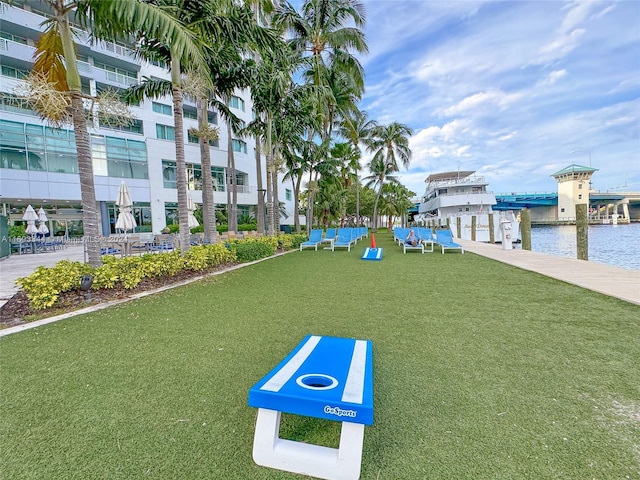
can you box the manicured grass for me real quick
[1,232,638,479]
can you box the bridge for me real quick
[494,191,640,223]
[494,192,557,210]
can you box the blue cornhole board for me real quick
[248,335,374,425]
[361,247,383,261]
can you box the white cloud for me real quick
[538,69,567,86]
[443,90,523,116]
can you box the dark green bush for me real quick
[231,240,275,262]
[9,225,27,238]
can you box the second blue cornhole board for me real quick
[361,247,383,261]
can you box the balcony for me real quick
[0,39,36,64]
[0,4,49,34]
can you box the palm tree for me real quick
[25,0,203,266]
[379,182,415,229]
[249,44,304,235]
[338,109,377,225]
[330,142,359,225]
[366,122,413,231]
[274,0,368,227]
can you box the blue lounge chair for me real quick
[435,229,464,254]
[332,229,355,251]
[300,229,323,251]
[417,227,435,253]
[321,228,337,249]
[394,227,410,245]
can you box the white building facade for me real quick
[0,1,295,236]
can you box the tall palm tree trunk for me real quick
[372,174,385,232]
[355,167,360,226]
[271,151,280,233]
[58,13,101,265]
[265,115,274,235]
[197,97,217,243]
[226,122,238,232]
[71,94,101,266]
[171,53,190,253]
[255,134,265,235]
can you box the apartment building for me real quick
[0,1,295,236]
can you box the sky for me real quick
[347,0,640,198]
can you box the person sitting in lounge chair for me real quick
[405,229,420,247]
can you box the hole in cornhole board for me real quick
[278,413,341,449]
[296,373,338,390]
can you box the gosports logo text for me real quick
[324,405,357,418]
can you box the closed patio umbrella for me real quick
[22,205,39,235]
[187,191,199,229]
[37,207,49,235]
[115,181,137,233]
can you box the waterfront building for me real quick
[551,164,597,222]
[0,1,296,236]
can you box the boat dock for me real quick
[456,239,640,305]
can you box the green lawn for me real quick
[1,232,638,479]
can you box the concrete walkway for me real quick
[456,239,640,306]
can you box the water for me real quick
[517,223,640,270]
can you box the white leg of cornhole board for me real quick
[253,408,365,480]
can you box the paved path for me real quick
[456,239,640,306]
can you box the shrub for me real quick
[17,260,90,310]
[231,239,275,262]
[184,244,236,271]
[9,225,27,239]
[17,234,299,311]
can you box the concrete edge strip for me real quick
[0,250,295,338]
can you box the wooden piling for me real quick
[488,214,495,243]
[521,208,531,251]
[576,204,588,261]
[456,217,461,238]
[471,216,476,241]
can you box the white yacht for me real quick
[417,170,520,242]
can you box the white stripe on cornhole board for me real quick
[260,335,321,392]
[341,340,368,404]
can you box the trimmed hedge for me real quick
[17,235,299,311]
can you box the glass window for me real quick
[229,95,245,112]
[91,136,108,176]
[105,137,148,179]
[153,102,173,115]
[156,124,175,141]
[187,133,218,147]
[1,65,29,79]
[232,139,247,154]
[162,160,177,188]
[286,189,292,201]
[165,202,179,226]
[183,108,197,120]
[0,32,28,44]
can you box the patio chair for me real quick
[394,227,410,245]
[416,227,435,253]
[300,229,323,251]
[321,228,337,249]
[434,229,464,254]
[332,229,355,252]
[402,230,424,254]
